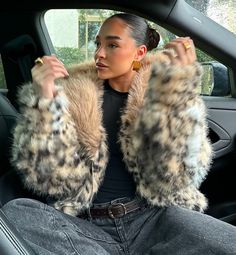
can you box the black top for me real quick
[93,80,136,203]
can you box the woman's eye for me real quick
[94,41,100,48]
[108,44,117,49]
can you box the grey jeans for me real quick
[2,197,236,255]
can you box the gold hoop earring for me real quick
[132,60,141,71]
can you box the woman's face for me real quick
[94,17,143,80]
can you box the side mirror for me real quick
[201,62,230,96]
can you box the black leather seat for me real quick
[0,34,44,207]
[0,92,46,206]
[0,92,18,177]
[0,92,30,206]
[0,93,36,255]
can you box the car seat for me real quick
[0,92,17,178]
[0,93,36,255]
[0,91,46,207]
[0,86,39,206]
[0,33,41,205]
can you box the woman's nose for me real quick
[95,46,106,58]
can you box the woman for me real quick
[2,13,236,255]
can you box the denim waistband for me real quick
[91,196,147,209]
[78,196,148,219]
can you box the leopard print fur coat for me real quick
[11,50,213,216]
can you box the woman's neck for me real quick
[108,71,136,93]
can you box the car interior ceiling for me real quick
[0,0,236,254]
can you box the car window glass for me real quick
[185,0,233,97]
[0,56,7,91]
[185,0,236,35]
[44,9,231,97]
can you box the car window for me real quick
[0,56,7,91]
[44,9,230,97]
[185,0,234,97]
[185,0,236,35]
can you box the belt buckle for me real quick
[108,203,127,219]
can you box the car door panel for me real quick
[204,97,236,159]
[201,97,236,221]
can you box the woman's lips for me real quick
[96,62,108,70]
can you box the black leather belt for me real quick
[79,199,144,219]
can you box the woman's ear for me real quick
[136,45,147,61]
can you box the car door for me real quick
[170,0,236,223]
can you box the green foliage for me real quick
[0,76,6,89]
[200,64,214,95]
[78,9,118,22]
[196,48,214,63]
[0,60,6,89]
[55,47,86,66]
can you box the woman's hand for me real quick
[164,37,197,66]
[32,55,69,99]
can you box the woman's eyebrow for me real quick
[95,35,122,41]
[105,35,122,40]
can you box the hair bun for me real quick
[147,27,160,51]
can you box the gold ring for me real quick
[183,41,191,51]
[34,57,44,65]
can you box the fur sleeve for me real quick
[128,61,213,212]
[11,82,108,216]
